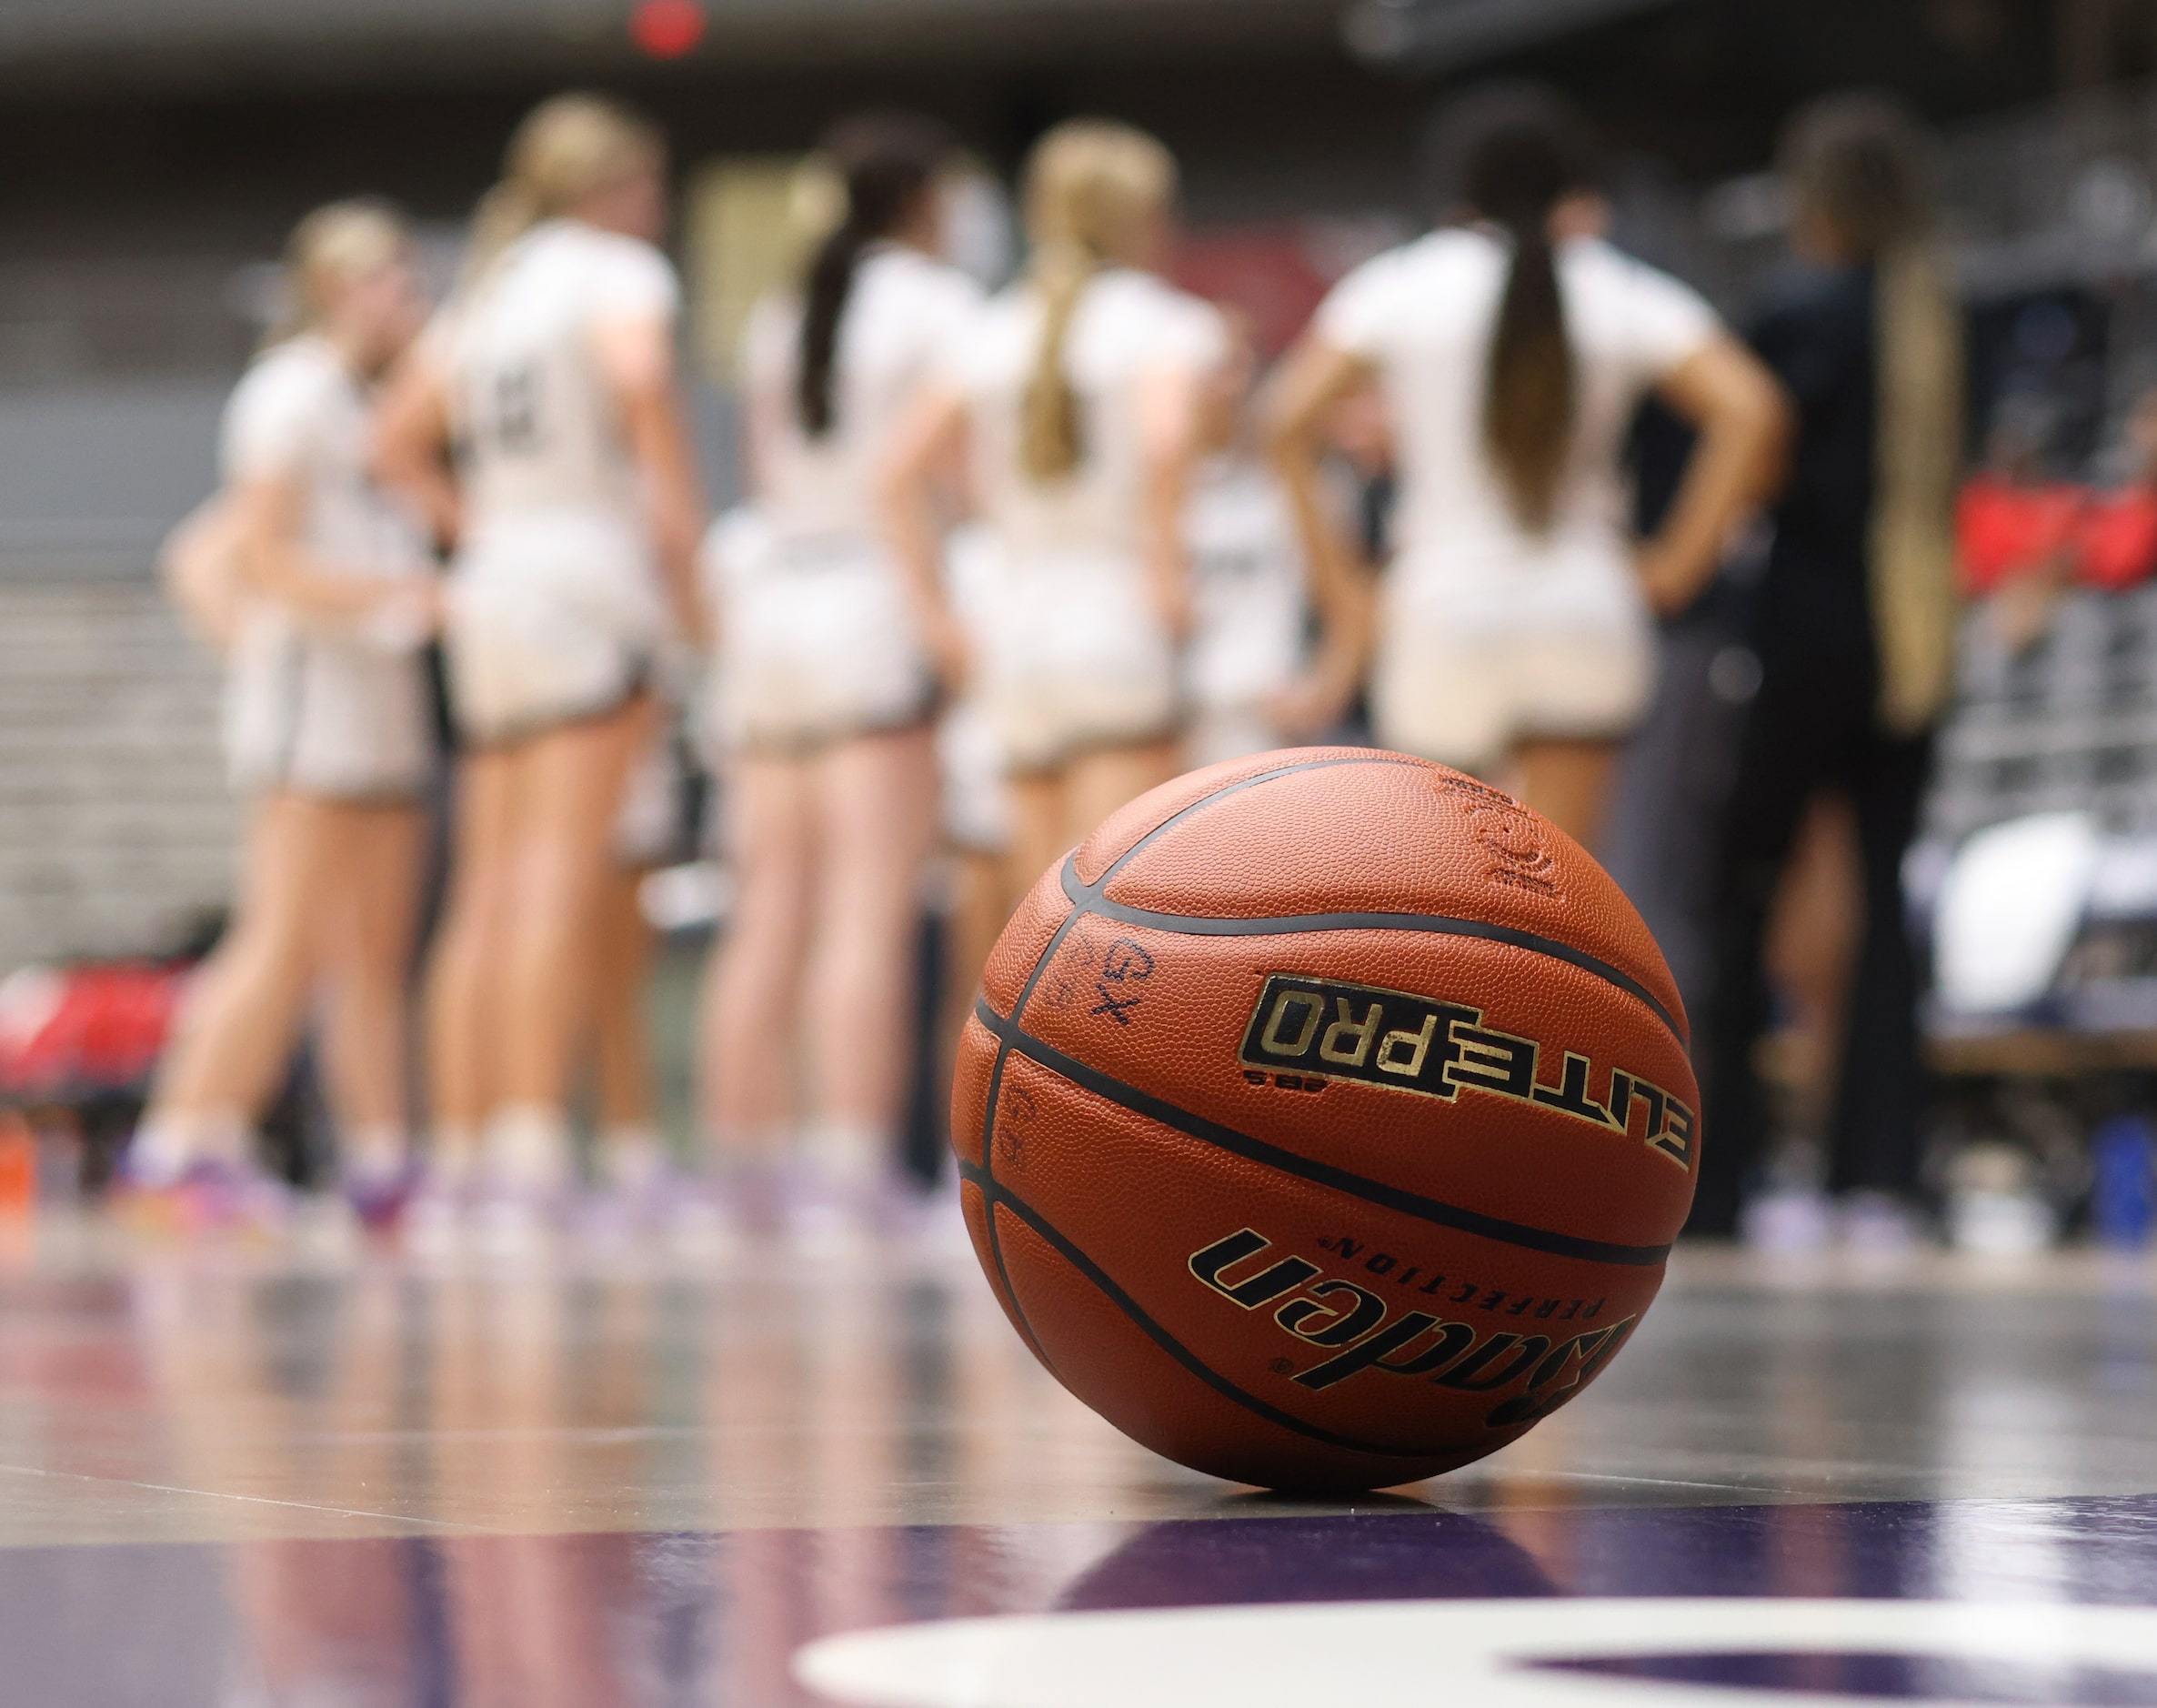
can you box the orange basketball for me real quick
[951,748,1699,1492]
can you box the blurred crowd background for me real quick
[8,0,2157,1250]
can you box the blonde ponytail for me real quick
[264,198,408,349]
[1781,93,1963,733]
[1871,240,1962,733]
[1020,239,1094,481]
[1017,119,1177,484]
[463,92,663,286]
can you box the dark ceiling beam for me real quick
[1341,0,1685,69]
[0,0,1337,95]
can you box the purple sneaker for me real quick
[343,1157,426,1235]
[171,1158,296,1236]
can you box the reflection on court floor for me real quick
[0,1236,2147,1703]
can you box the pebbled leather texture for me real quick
[953,747,1698,1492]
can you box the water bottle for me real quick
[2090,1114,2156,1249]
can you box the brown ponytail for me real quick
[1484,218,1573,533]
[796,113,955,438]
[1017,120,1177,484]
[1431,84,1600,533]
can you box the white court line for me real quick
[798,1597,2157,1708]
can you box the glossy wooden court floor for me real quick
[2,1223,2155,1705]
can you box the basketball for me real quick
[951,747,1699,1491]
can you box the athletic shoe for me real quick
[1838,1191,1930,1256]
[400,1171,472,1256]
[163,1158,296,1238]
[582,1164,691,1246]
[1947,1187,2056,1255]
[468,1188,567,1260]
[777,1166,886,1260]
[665,1181,748,1261]
[342,1156,426,1235]
[1740,1187,1833,1253]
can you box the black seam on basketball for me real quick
[954,1159,1437,1462]
[975,1040,1052,1371]
[976,997,1671,1268]
[1059,862,1684,1044]
[1083,752,1425,896]
[978,762,1392,1371]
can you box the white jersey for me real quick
[742,245,981,538]
[1316,228,1718,603]
[936,522,1013,852]
[1185,456,1308,714]
[1316,229,1714,766]
[953,267,1227,769]
[438,219,679,534]
[711,246,982,750]
[433,220,681,742]
[216,337,435,798]
[223,336,427,581]
[957,266,1228,561]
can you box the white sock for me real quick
[801,1120,889,1192]
[128,1116,199,1188]
[132,1110,247,1185]
[427,1126,481,1191]
[346,1125,411,1185]
[481,1104,574,1196]
[599,1126,669,1192]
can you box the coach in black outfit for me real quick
[1689,95,1963,1240]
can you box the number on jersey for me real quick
[489,365,544,455]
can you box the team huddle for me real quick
[129,84,1786,1249]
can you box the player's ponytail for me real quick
[1782,92,1963,733]
[797,114,956,439]
[464,92,664,286]
[266,198,409,349]
[1018,119,1177,484]
[1431,84,1599,534]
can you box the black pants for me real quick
[1689,654,1931,1235]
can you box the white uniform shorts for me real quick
[979,547,1179,774]
[706,510,932,755]
[224,607,436,801]
[446,511,666,747]
[1185,705,1288,770]
[936,697,1010,854]
[1371,548,1654,772]
[614,728,685,869]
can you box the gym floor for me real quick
[0,1232,2152,1704]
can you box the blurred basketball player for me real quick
[700,115,979,1244]
[886,119,1227,899]
[135,202,438,1228]
[1266,84,1786,847]
[1182,315,1317,767]
[376,95,704,1241]
[1694,96,1963,1245]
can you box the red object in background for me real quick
[1171,225,1339,361]
[0,962,187,1101]
[2077,489,2157,591]
[629,0,705,58]
[1955,475,2086,596]
[0,1113,34,1214]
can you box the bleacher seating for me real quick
[0,578,232,970]
[1921,587,2157,1062]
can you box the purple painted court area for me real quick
[1540,1652,2157,1704]
[6,1496,2157,1704]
